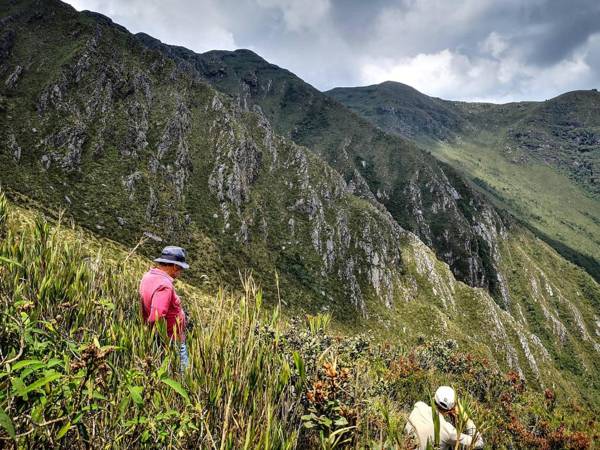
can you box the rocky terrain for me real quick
[1,0,600,408]
[329,81,600,281]
[135,37,517,302]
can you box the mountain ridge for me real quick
[135,34,520,303]
[1,0,600,409]
[328,81,600,281]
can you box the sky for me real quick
[64,0,600,103]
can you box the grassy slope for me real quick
[328,83,600,280]
[1,193,599,448]
[0,193,303,448]
[9,188,600,398]
[327,81,467,143]
[433,133,600,270]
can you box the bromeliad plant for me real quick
[0,192,305,448]
[301,360,356,449]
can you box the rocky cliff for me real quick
[328,81,600,281]
[133,38,515,304]
[0,0,414,314]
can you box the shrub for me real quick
[0,192,597,448]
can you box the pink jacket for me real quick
[139,268,186,341]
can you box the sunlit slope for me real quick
[433,133,600,273]
[328,82,600,280]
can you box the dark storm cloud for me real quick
[328,0,388,42]
[65,0,600,102]
[509,0,600,66]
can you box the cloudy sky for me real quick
[65,0,600,103]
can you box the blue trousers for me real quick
[179,342,189,371]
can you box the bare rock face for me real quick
[8,134,21,162]
[152,100,192,199]
[122,171,143,201]
[4,65,22,88]
[205,94,405,311]
[400,162,510,305]
[37,74,69,115]
[122,100,148,157]
[41,125,87,172]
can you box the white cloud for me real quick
[65,0,237,52]
[360,49,504,101]
[520,52,591,100]
[480,32,509,59]
[360,26,596,104]
[370,0,497,57]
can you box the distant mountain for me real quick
[328,81,468,142]
[329,83,600,197]
[328,82,600,280]
[2,0,600,407]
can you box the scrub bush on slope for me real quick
[0,192,597,449]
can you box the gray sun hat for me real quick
[154,246,190,269]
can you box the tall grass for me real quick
[1,191,598,449]
[0,192,303,448]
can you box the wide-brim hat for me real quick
[154,246,190,269]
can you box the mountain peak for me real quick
[328,81,428,98]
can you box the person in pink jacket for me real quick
[139,246,190,369]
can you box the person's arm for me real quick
[148,286,172,324]
[464,418,484,448]
[464,418,476,436]
[441,420,484,449]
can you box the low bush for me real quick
[1,192,598,448]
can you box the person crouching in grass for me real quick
[139,246,190,370]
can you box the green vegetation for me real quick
[1,193,598,448]
[167,40,515,300]
[328,82,600,281]
[327,82,467,143]
[3,3,600,447]
[432,133,600,281]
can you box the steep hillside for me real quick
[2,193,599,448]
[327,81,468,143]
[328,83,600,280]
[0,0,412,315]
[451,89,600,197]
[135,35,514,302]
[328,83,600,198]
[2,0,600,416]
